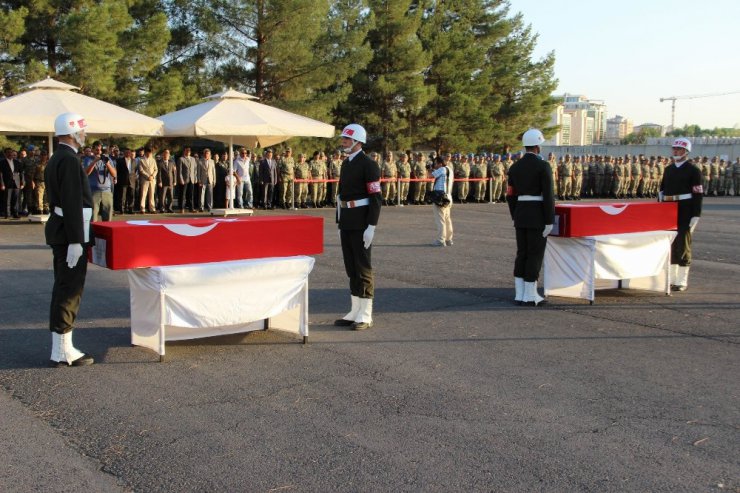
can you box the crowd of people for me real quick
[2,143,739,220]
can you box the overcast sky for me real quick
[509,0,740,129]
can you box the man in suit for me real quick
[0,147,22,218]
[157,148,177,213]
[178,147,198,212]
[259,149,278,209]
[44,112,95,367]
[138,147,158,213]
[506,128,555,307]
[333,124,382,330]
[197,148,216,212]
[115,148,137,214]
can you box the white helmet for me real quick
[341,123,367,144]
[522,128,545,147]
[54,112,87,137]
[671,137,691,153]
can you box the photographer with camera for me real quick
[430,155,454,246]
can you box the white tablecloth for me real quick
[128,256,315,358]
[544,231,677,301]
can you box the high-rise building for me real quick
[606,115,634,144]
[543,103,571,145]
[548,94,607,145]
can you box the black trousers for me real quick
[514,227,547,282]
[49,244,88,334]
[179,183,194,210]
[671,226,692,266]
[262,183,275,207]
[340,229,374,298]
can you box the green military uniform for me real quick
[411,156,428,204]
[558,157,573,199]
[572,157,583,199]
[396,154,411,206]
[471,157,487,202]
[328,157,343,206]
[32,156,49,214]
[454,156,471,203]
[309,158,327,207]
[381,155,397,205]
[294,157,310,208]
[488,157,505,202]
[278,154,295,208]
[708,158,720,196]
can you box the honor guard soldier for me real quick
[506,129,555,306]
[334,124,382,330]
[659,137,702,292]
[45,112,95,366]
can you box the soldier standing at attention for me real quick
[381,151,397,206]
[506,129,554,307]
[278,148,295,209]
[411,152,428,205]
[45,112,95,367]
[333,124,381,331]
[328,151,343,207]
[455,154,471,203]
[572,155,583,200]
[397,152,412,206]
[558,154,573,200]
[294,154,310,208]
[659,138,702,292]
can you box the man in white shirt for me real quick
[233,148,253,209]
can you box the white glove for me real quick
[363,225,376,249]
[689,217,699,233]
[658,191,664,202]
[542,224,553,238]
[66,243,83,268]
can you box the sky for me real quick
[508,0,740,129]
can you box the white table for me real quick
[544,231,677,303]
[127,256,314,360]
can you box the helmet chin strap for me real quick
[342,139,358,154]
[73,131,86,148]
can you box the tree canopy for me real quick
[0,0,559,152]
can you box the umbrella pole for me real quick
[229,137,234,210]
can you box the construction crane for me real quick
[660,91,740,130]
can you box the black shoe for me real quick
[334,318,354,327]
[49,353,94,367]
[352,321,372,331]
[522,299,548,307]
[670,285,687,292]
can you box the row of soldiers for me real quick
[551,153,740,200]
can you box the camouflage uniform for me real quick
[708,157,720,196]
[558,156,573,199]
[454,156,470,203]
[309,157,327,207]
[328,155,343,206]
[733,159,740,196]
[397,153,412,205]
[411,155,428,204]
[278,152,295,208]
[294,155,310,208]
[488,156,505,202]
[629,158,641,197]
[700,158,710,195]
[613,158,625,198]
[381,154,397,205]
[572,157,583,199]
[471,156,487,202]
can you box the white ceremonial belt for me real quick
[54,207,92,242]
[662,193,692,202]
[340,198,369,208]
[518,195,543,201]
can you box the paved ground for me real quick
[1,198,738,492]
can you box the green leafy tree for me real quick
[418,0,509,153]
[621,127,661,144]
[483,11,559,151]
[342,0,432,152]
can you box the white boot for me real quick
[673,266,690,291]
[669,264,679,287]
[335,295,361,326]
[523,281,547,306]
[353,298,373,330]
[514,277,524,305]
[50,331,94,367]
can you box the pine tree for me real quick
[418,0,509,153]
[484,11,559,151]
[343,0,432,153]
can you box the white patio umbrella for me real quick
[156,89,335,212]
[0,77,164,151]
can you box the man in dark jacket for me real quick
[506,128,555,307]
[259,149,278,209]
[333,124,382,330]
[45,112,95,366]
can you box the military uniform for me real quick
[572,158,583,199]
[471,157,487,202]
[558,157,573,199]
[278,154,295,208]
[294,157,310,208]
[708,158,720,196]
[45,143,94,336]
[507,152,555,290]
[309,158,327,207]
[31,156,49,213]
[381,156,397,205]
[488,157,505,202]
[337,150,381,299]
[411,156,428,204]
[629,159,641,197]
[396,155,411,205]
[660,159,702,281]
[733,159,740,196]
[328,157,343,207]
[454,157,471,203]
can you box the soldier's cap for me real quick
[265,148,273,153]
[26,144,35,151]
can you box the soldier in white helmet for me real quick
[506,128,555,307]
[333,124,382,330]
[659,137,702,292]
[44,112,95,366]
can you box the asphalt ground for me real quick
[0,198,738,492]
